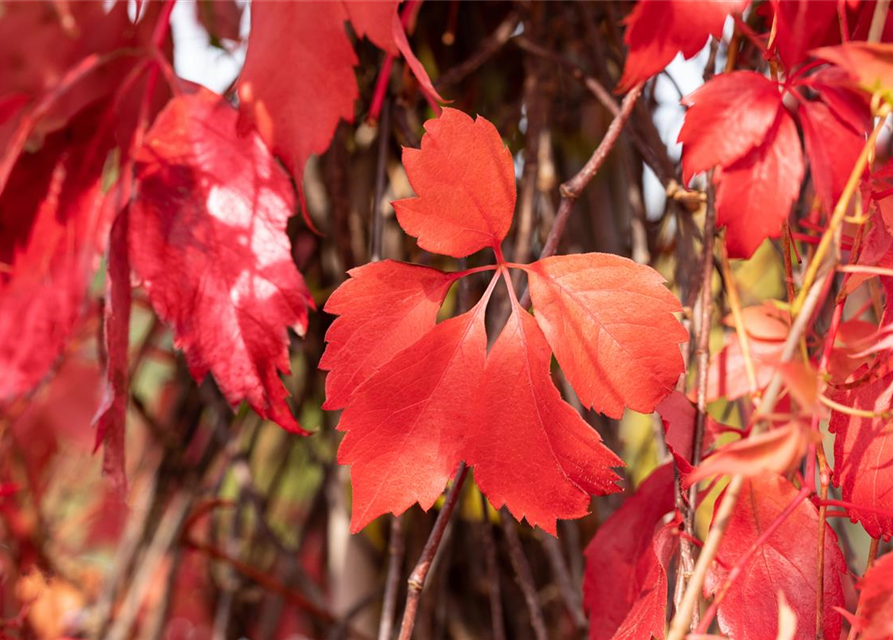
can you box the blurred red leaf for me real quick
[131,87,313,434]
[617,0,745,93]
[829,365,893,538]
[855,551,893,640]
[583,464,676,640]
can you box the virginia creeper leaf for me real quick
[93,210,131,492]
[770,0,840,70]
[393,108,516,258]
[855,551,893,640]
[131,87,313,434]
[714,111,804,258]
[815,42,893,101]
[469,303,622,534]
[337,298,490,533]
[237,1,440,185]
[705,474,846,640]
[679,72,783,183]
[320,260,456,411]
[618,0,745,93]
[583,464,676,640]
[829,365,893,539]
[684,423,816,487]
[525,253,687,418]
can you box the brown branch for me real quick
[500,510,547,640]
[538,531,587,631]
[436,11,521,89]
[479,494,506,640]
[370,98,390,263]
[397,462,468,640]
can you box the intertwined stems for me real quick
[393,80,644,640]
[667,95,892,640]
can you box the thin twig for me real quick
[397,463,468,640]
[370,99,390,263]
[519,82,643,308]
[500,510,547,640]
[479,494,506,640]
[846,538,881,640]
[436,11,521,89]
[378,516,405,640]
[538,531,587,631]
[667,272,832,640]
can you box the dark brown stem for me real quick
[397,463,468,640]
[436,11,521,89]
[538,531,587,631]
[370,99,390,263]
[479,493,506,640]
[500,510,547,640]
[378,516,405,640]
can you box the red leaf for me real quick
[0,104,116,400]
[469,303,622,534]
[92,210,131,492]
[704,475,846,640]
[618,0,744,93]
[679,72,783,183]
[131,87,313,434]
[814,42,893,96]
[237,1,357,181]
[320,260,456,411]
[393,108,516,258]
[829,366,893,538]
[800,99,866,214]
[770,0,840,70]
[656,391,724,467]
[336,293,490,533]
[583,464,676,640]
[525,254,687,418]
[856,552,893,640]
[714,110,804,258]
[237,1,441,184]
[684,422,817,487]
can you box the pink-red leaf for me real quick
[705,474,846,640]
[92,210,131,492]
[714,110,804,258]
[679,72,782,183]
[618,0,745,93]
[814,42,893,97]
[393,108,516,258]
[583,464,676,640]
[800,99,866,214]
[525,253,687,418]
[684,423,816,487]
[855,551,893,640]
[131,88,312,434]
[829,366,893,538]
[320,260,456,411]
[469,304,621,534]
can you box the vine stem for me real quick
[378,517,404,640]
[792,103,891,316]
[397,462,468,640]
[666,271,831,640]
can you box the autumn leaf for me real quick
[684,422,817,487]
[237,0,441,188]
[814,42,893,102]
[679,72,804,258]
[323,108,686,532]
[393,108,515,258]
[855,551,893,640]
[617,0,746,93]
[705,474,846,640]
[583,464,676,640]
[131,87,313,434]
[829,365,893,539]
